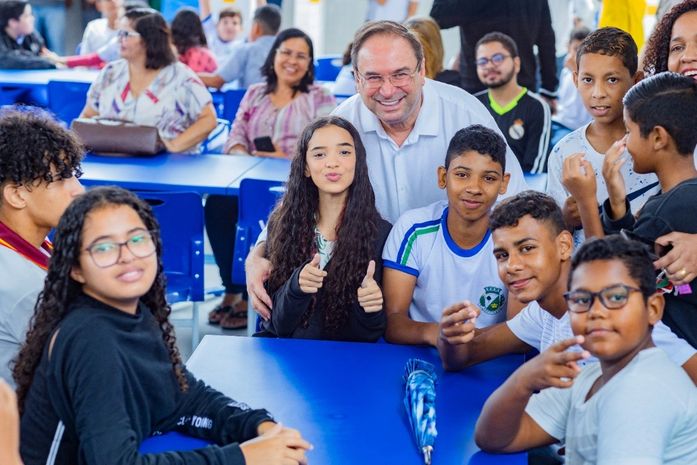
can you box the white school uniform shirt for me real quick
[80,18,117,55]
[333,78,528,223]
[546,123,661,246]
[507,300,696,366]
[526,348,697,465]
[382,200,507,327]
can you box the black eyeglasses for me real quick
[475,53,511,68]
[84,230,156,268]
[564,284,643,313]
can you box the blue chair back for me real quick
[231,178,285,285]
[47,80,90,125]
[221,88,246,122]
[201,118,231,153]
[136,191,205,302]
[314,55,342,82]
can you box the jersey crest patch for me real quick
[479,286,506,314]
[508,118,525,140]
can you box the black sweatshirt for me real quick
[20,294,274,465]
[430,0,557,98]
[601,178,697,349]
[0,30,55,69]
[260,219,392,342]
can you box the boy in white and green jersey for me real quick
[382,125,516,346]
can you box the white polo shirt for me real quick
[507,300,696,367]
[332,78,528,223]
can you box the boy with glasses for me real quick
[474,32,551,173]
[475,235,697,463]
[0,108,84,386]
[436,191,697,384]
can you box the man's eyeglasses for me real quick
[564,284,643,313]
[117,29,141,40]
[475,53,511,68]
[85,231,156,268]
[276,48,311,62]
[355,68,419,90]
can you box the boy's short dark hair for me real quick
[0,1,28,29]
[444,124,506,171]
[576,27,638,75]
[218,6,242,21]
[253,4,281,36]
[624,72,697,155]
[475,31,519,58]
[0,108,83,194]
[490,191,568,235]
[569,235,656,300]
[569,26,591,44]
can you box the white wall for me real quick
[288,0,461,69]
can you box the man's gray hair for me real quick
[351,20,424,71]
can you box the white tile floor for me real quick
[170,241,248,361]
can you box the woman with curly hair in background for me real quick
[258,116,392,342]
[643,0,697,77]
[13,186,310,465]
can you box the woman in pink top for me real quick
[224,28,336,158]
[171,7,218,73]
[207,28,336,329]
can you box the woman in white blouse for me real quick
[79,10,216,153]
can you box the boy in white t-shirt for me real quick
[79,0,122,55]
[199,0,243,66]
[475,235,697,464]
[546,27,659,246]
[382,125,515,346]
[436,191,697,383]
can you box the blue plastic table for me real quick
[79,152,265,196]
[141,336,526,465]
[0,69,99,106]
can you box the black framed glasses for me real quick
[564,284,643,313]
[85,230,156,268]
[475,53,511,68]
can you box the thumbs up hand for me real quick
[357,260,383,313]
[298,253,327,294]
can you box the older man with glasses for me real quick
[246,20,530,319]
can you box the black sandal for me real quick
[207,304,233,325]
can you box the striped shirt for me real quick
[224,83,336,157]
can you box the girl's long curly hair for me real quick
[13,187,187,413]
[265,116,381,335]
[643,0,697,75]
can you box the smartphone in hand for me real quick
[253,136,276,152]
